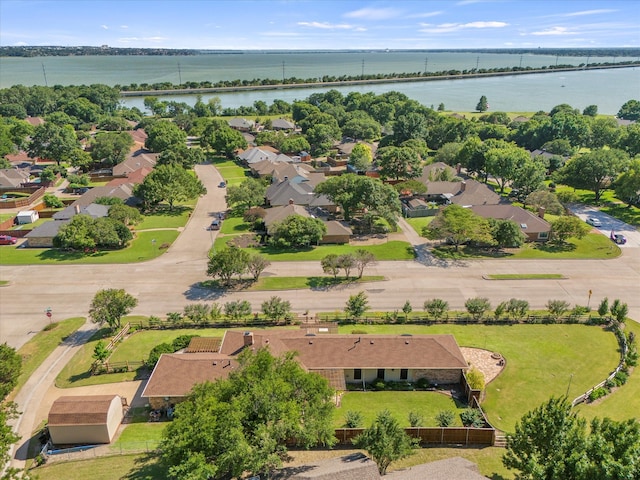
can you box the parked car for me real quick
[208,220,221,230]
[611,233,627,245]
[218,181,226,188]
[586,217,602,227]
[0,235,18,245]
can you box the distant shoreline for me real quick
[119,64,637,97]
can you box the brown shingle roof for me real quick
[470,204,550,234]
[141,353,238,398]
[48,395,119,426]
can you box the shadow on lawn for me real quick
[532,242,577,253]
[36,249,108,261]
[124,453,167,480]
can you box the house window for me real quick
[538,231,549,239]
[354,369,362,380]
[377,369,385,380]
[400,369,408,380]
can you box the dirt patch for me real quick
[227,234,260,248]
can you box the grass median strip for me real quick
[485,274,565,280]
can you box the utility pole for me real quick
[361,59,365,79]
[519,55,523,68]
[282,61,285,82]
[424,57,428,74]
[476,55,479,70]
[177,62,182,84]
[586,55,590,67]
[556,54,559,66]
[41,63,48,86]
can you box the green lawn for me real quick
[555,185,640,227]
[405,216,434,234]
[0,230,179,265]
[432,233,620,260]
[7,317,85,402]
[575,320,640,423]
[336,323,621,433]
[486,274,565,280]
[213,238,415,261]
[31,453,167,480]
[110,423,166,452]
[219,216,252,234]
[334,391,465,428]
[211,157,249,184]
[136,206,192,230]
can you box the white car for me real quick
[586,217,602,227]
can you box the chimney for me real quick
[243,331,253,347]
[456,163,462,174]
[538,207,546,219]
[288,198,294,205]
[74,204,81,214]
[460,181,466,192]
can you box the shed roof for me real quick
[48,395,120,426]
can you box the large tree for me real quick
[269,215,326,248]
[225,178,266,214]
[206,246,250,286]
[348,143,373,171]
[353,410,418,475]
[314,174,401,223]
[54,214,132,250]
[27,122,79,164]
[511,158,547,202]
[550,216,591,244]
[89,288,138,330]
[558,148,629,202]
[91,131,134,166]
[157,144,205,169]
[376,146,422,181]
[205,126,247,158]
[615,158,640,206]
[135,164,206,210]
[424,204,494,251]
[0,343,21,400]
[484,141,531,193]
[144,121,187,153]
[617,99,640,121]
[160,348,336,479]
[504,397,640,480]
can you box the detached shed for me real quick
[16,210,39,224]
[48,395,123,445]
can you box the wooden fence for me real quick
[0,186,45,209]
[332,426,495,446]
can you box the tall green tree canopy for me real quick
[91,131,134,166]
[27,122,79,164]
[161,348,336,479]
[269,215,326,248]
[376,146,422,181]
[558,148,629,202]
[615,158,640,206]
[424,204,493,251]
[484,141,531,193]
[206,246,251,286]
[144,121,187,153]
[225,178,266,214]
[504,397,640,480]
[617,99,640,121]
[135,164,206,210]
[314,174,401,224]
[89,288,138,330]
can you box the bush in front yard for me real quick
[460,408,485,428]
[344,410,364,428]
[435,410,455,427]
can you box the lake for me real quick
[1,51,638,114]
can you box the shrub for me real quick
[465,297,491,321]
[613,371,629,386]
[435,410,455,427]
[466,367,485,391]
[460,408,485,428]
[588,387,608,402]
[172,334,199,351]
[571,305,590,316]
[344,410,364,428]
[625,347,638,367]
[408,411,423,427]
[351,329,368,335]
[372,379,386,391]
[43,194,64,208]
[146,342,174,367]
[416,378,430,390]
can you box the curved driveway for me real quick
[2,164,640,350]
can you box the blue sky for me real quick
[1,0,639,49]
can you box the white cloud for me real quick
[101,25,108,30]
[343,7,401,21]
[419,20,508,33]
[564,9,617,17]
[408,11,444,19]
[298,21,354,30]
[120,25,128,29]
[530,26,576,36]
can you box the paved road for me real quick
[568,203,640,248]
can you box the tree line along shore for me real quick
[118,62,639,97]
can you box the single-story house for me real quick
[265,175,334,210]
[0,168,30,188]
[470,204,551,242]
[25,219,69,247]
[53,202,111,221]
[53,184,136,221]
[142,330,468,408]
[47,395,124,445]
[263,203,352,244]
[228,117,255,132]
[112,149,157,177]
[271,118,296,131]
[142,353,239,409]
[422,180,502,208]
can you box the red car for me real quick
[0,235,17,245]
